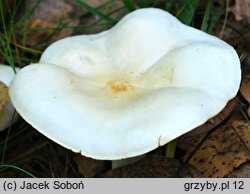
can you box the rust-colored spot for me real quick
[107,81,134,94]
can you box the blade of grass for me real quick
[240,108,250,124]
[236,98,250,124]
[201,0,213,32]
[219,0,229,38]
[0,0,16,72]
[18,0,42,55]
[74,0,117,24]
[0,0,20,73]
[26,22,111,31]
[33,15,65,46]
[164,0,177,12]
[136,0,165,7]
[12,34,21,66]
[0,129,39,155]
[25,4,125,34]
[207,6,224,34]
[0,164,36,177]
[122,0,136,12]
[18,0,42,24]
[9,40,42,54]
[0,37,12,63]
[166,139,177,159]
[177,0,199,25]
[1,111,16,165]
[240,52,247,62]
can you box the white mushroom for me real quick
[9,8,241,160]
[0,64,19,131]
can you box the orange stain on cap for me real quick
[107,80,134,94]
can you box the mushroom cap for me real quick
[0,64,16,86]
[0,64,19,131]
[9,8,241,160]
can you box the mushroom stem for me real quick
[0,64,19,131]
[111,155,145,169]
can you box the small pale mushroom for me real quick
[0,64,19,131]
[9,8,241,160]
